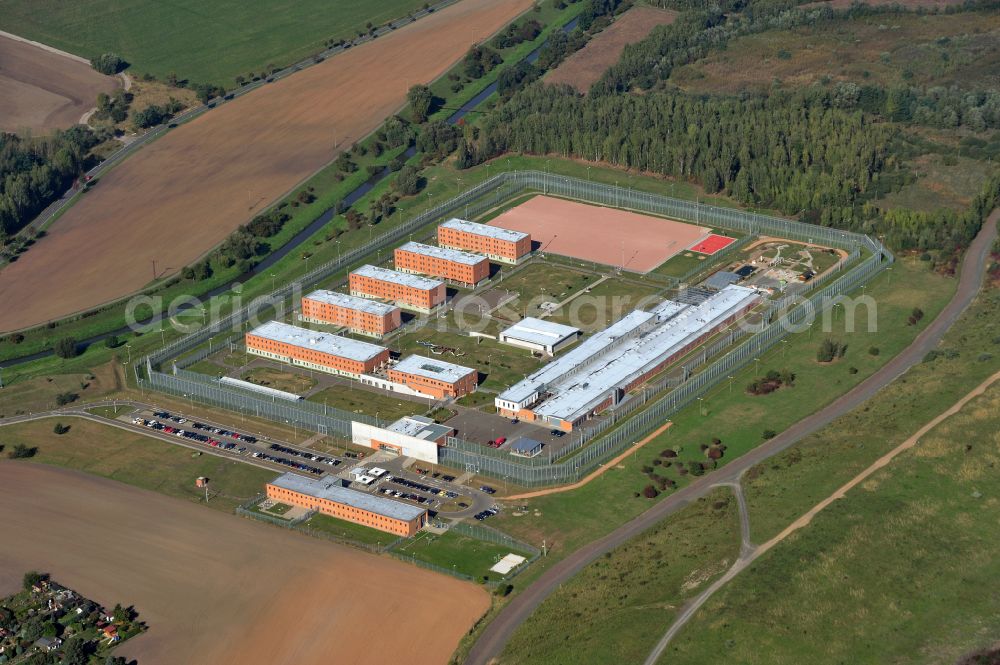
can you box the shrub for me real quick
[23,570,48,590]
[53,423,70,435]
[53,337,78,359]
[104,334,121,349]
[660,449,677,458]
[868,346,880,356]
[762,429,777,440]
[55,392,79,406]
[641,485,659,499]
[90,53,127,75]
[9,443,37,459]
[848,366,858,374]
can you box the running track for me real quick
[464,210,999,665]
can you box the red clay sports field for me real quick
[688,233,736,255]
[488,195,713,273]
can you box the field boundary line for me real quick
[643,367,1000,665]
[504,421,673,500]
[0,30,91,64]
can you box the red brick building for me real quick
[387,354,478,399]
[349,264,446,313]
[301,289,401,337]
[438,218,531,264]
[245,321,389,378]
[394,241,489,287]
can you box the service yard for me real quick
[0,0,534,333]
[0,33,119,132]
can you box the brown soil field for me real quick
[0,0,533,333]
[546,6,677,92]
[489,195,709,273]
[0,33,119,132]
[0,463,489,665]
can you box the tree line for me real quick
[0,128,104,242]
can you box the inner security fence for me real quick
[143,171,891,487]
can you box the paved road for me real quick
[464,211,999,665]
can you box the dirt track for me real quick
[0,33,119,132]
[464,211,1000,665]
[0,463,489,665]
[546,6,676,92]
[0,0,533,333]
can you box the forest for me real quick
[456,0,1000,252]
[0,128,104,242]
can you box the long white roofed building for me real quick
[496,285,760,430]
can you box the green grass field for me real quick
[879,153,1000,213]
[1,417,276,512]
[3,0,430,85]
[306,385,427,422]
[392,529,534,580]
[391,327,542,392]
[500,489,738,665]
[666,371,1000,664]
[545,276,665,331]
[489,256,954,556]
[299,511,389,546]
[491,261,600,318]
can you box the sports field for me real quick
[0,0,533,333]
[489,195,710,273]
[0,0,432,86]
[0,33,119,132]
[0,463,489,665]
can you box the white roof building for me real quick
[391,354,476,383]
[303,289,399,316]
[496,286,760,428]
[351,264,444,291]
[247,321,386,362]
[397,241,486,266]
[440,218,529,243]
[499,317,580,356]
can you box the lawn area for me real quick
[500,489,739,665]
[242,366,318,394]
[2,0,430,85]
[670,10,1000,94]
[742,286,1000,543]
[666,372,1000,664]
[86,404,132,419]
[392,529,535,580]
[306,385,427,422]
[0,362,119,418]
[652,250,712,278]
[0,417,275,512]
[391,327,543,392]
[489,257,955,556]
[545,276,665,331]
[299,512,389,546]
[879,153,1000,213]
[491,261,600,318]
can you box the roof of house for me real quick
[303,289,399,316]
[387,414,454,441]
[704,271,742,290]
[440,218,529,243]
[397,241,488,266]
[511,437,543,453]
[270,472,426,521]
[351,264,444,291]
[247,321,387,362]
[391,354,477,383]
[500,317,580,347]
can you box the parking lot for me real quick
[445,407,577,458]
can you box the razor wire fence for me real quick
[143,170,891,487]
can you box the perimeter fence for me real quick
[143,171,891,487]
